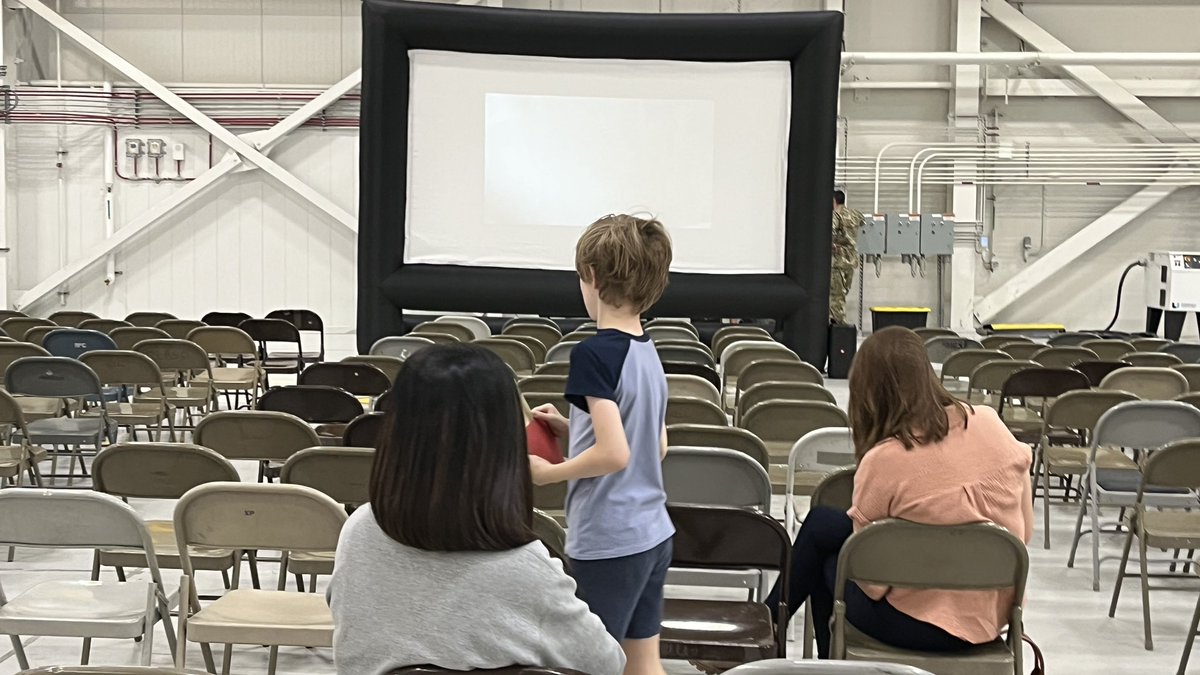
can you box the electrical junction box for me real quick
[1145,252,1200,311]
[124,138,144,157]
[857,214,886,256]
[145,139,166,158]
[919,213,954,256]
[884,213,920,255]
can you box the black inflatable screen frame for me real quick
[358,0,843,364]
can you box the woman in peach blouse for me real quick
[766,326,1033,658]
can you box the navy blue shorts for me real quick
[570,537,673,641]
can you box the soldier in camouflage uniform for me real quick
[830,189,864,325]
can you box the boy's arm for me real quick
[533,397,629,484]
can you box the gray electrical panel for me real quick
[884,213,920,255]
[919,213,954,256]
[857,214,886,256]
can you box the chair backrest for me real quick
[281,446,374,506]
[720,659,933,675]
[657,344,715,368]
[1044,389,1139,434]
[544,340,576,363]
[435,315,491,340]
[0,342,50,385]
[79,318,133,334]
[1032,345,1100,367]
[80,350,164,388]
[369,335,436,360]
[299,362,391,396]
[6,356,104,400]
[999,342,1045,360]
[503,316,561,331]
[48,310,100,327]
[194,410,321,461]
[188,326,257,357]
[523,392,569,417]
[174,482,347,563]
[1047,331,1100,347]
[342,355,404,382]
[156,319,207,340]
[913,327,958,340]
[790,427,856,473]
[110,326,172,351]
[999,367,1090,400]
[493,334,548,362]
[713,331,774,359]
[532,509,567,563]
[134,338,212,375]
[413,321,472,342]
[657,339,715,357]
[1178,393,1200,408]
[835,519,1027,596]
[662,446,771,510]
[93,443,240,499]
[0,387,30,432]
[646,325,698,343]
[1132,337,1173,352]
[1173,363,1200,391]
[24,325,58,345]
[266,308,325,333]
[662,361,722,390]
[199,311,252,327]
[258,385,364,423]
[1140,439,1200,491]
[1092,400,1200,451]
[712,324,771,346]
[502,323,562,349]
[0,317,54,340]
[740,400,849,445]
[666,423,770,469]
[722,344,800,384]
[669,504,790,573]
[666,396,729,427]
[940,349,1011,381]
[646,318,700,336]
[0,309,26,321]
[475,338,537,374]
[981,335,1031,349]
[739,382,836,418]
[1079,339,1135,361]
[343,412,387,448]
[239,318,302,353]
[1161,342,1200,364]
[1099,366,1189,400]
[737,359,824,391]
[43,328,117,358]
[1072,360,1130,387]
[124,311,178,327]
[968,359,1038,393]
[1123,352,1183,368]
[666,374,721,406]
[923,336,984,364]
[0,488,154,553]
[811,466,858,511]
[15,666,212,675]
[518,374,568,395]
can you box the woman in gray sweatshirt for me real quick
[329,344,625,675]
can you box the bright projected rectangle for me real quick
[406,50,791,274]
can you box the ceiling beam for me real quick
[986,78,1200,98]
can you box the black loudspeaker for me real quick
[827,323,857,379]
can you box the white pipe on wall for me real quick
[103,81,115,287]
[843,51,1200,66]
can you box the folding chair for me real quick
[1047,331,1101,347]
[663,362,722,391]
[79,319,133,335]
[714,331,774,361]
[502,316,561,331]
[502,323,562,349]
[43,328,118,359]
[80,350,176,441]
[1073,360,1130,387]
[737,382,836,424]
[799,466,858,658]
[0,489,175,669]
[0,388,45,487]
[1131,337,1173,352]
[258,385,364,443]
[785,428,855,535]
[999,342,1044,360]
[940,350,1010,394]
[739,400,849,463]
[1109,439,1200,650]
[265,309,326,363]
[996,367,1090,443]
[646,325,699,343]
[1032,346,1099,368]
[493,334,548,363]
[0,317,54,342]
[188,327,264,409]
[1067,401,1200,590]
[238,319,305,384]
[475,338,537,376]
[124,311,177,327]
[666,374,721,407]
[342,412,386,448]
[369,335,436,360]
[518,375,567,396]
[299,362,391,396]
[1162,342,1200,364]
[923,336,984,364]
[156,320,206,340]
[721,343,799,406]
[646,318,700,337]
[736,360,825,402]
[544,341,576,363]
[831,519,1027,675]
[435,315,491,340]
[194,410,320,484]
[667,424,770,471]
[532,510,568,563]
[134,339,217,428]
[341,354,404,382]
[1079,339,1136,362]
[0,342,61,422]
[17,667,208,674]
[981,335,1030,350]
[198,312,251,328]
[1175,364,1200,391]
[913,328,957,340]
[534,361,570,377]
[174,482,346,675]
[412,321,471,342]
[1123,352,1184,368]
[660,505,791,665]
[1099,367,1188,400]
[966,360,1038,408]
[667,396,729,427]
[48,310,100,328]
[110,327,171,351]
[657,344,716,369]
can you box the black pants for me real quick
[766,507,974,658]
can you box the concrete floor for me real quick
[1,373,1198,674]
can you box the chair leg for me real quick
[115,566,127,582]
[309,574,317,593]
[1068,483,1089,569]
[221,568,231,590]
[1041,456,1053,550]
[294,573,306,593]
[81,637,91,664]
[1179,590,1200,675]
[248,551,261,590]
[1141,536,1154,650]
[10,635,29,670]
[221,643,233,675]
[267,645,279,675]
[802,599,814,659]
[1110,525,1135,616]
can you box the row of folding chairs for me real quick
[926,331,1200,367]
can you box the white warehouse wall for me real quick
[3,0,1199,338]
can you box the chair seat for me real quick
[24,416,108,442]
[270,351,322,361]
[15,396,63,421]
[195,368,259,390]
[99,520,234,572]
[84,402,166,425]
[0,580,156,639]
[150,386,211,407]
[765,442,792,464]
[842,622,1013,675]
[1141,511,1200,548]
[260,358,302,374]
[660,598,777,662]
[1045,446,1136,474]
[187,588,334,647]
[287,551,335,576]
[770,464,824,495]
[1095,469,1192,495]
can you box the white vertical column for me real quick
[0,4,11,308]
[949,0,981,332]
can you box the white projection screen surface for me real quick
[405,50,792,274]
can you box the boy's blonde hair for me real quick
[575,214,672,314]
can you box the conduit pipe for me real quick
[843,51,1200,67]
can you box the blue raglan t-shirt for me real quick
[563,328,675,561]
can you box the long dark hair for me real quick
[848,327,971,461]
[369,344,534,551]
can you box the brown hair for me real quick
[575,214,672,313]
[848,326,971,460]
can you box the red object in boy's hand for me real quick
[526,419,564,464]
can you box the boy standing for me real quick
[529,214,674,675]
